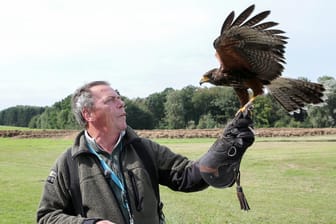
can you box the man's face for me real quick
[88,84,127,132]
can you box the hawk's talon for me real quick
[235,97,255,117]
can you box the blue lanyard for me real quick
[87,143,124,191]
[86,142,134,224]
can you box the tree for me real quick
[0,105,45,127]
[28,95,78,129]
[124,97,155,129]
[164,90,185,129]
[319,76,336,126]
[180,86,198,127]
[253,96,275,127]
[197,113,217,129]
[303,76,336,128]
[145,88,173,128]
[208,87,240,125]
[1,75,334,129]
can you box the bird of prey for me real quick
[200,4,325,114]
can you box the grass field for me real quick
[0,126,35,130]
[0,136,335,224]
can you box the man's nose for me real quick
[118,98,125,108]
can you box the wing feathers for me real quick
[232,4,255,26]
[220,11,235,35]
[268,77,326,112]
[242,10,270,27]
[253,21,278,30]
[214,4,287,82]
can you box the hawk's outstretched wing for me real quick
[200,5,325,113]
[214,4,287,83]
[267,77,325,112]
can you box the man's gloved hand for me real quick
[199,110,254,188]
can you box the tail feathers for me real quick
[267,77,326,113]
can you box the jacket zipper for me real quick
[128,170,144,211]
[119,141,134,223]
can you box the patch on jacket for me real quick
[47,170,57,184]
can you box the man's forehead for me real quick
[90,84,116,95]
[90,85,119,102]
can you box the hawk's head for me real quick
[199,68,221,86]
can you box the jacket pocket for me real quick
[128,170,144,211]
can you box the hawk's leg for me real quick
[235,96,255,117]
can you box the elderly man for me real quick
[37,81,254,224]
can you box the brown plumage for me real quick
[200,4,325,113]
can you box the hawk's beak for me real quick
[199,76,210,85]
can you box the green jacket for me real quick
[37,127,208,224]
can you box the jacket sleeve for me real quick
[36,152,101,224]
[146,140,209,192]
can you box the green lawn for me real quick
[0,137,335,224]
[0,125,33,130]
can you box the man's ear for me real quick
[82,109,94,122]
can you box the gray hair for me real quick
[71,81,110,127]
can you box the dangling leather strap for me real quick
[236,171,250,211]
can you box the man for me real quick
[37,81,254,224]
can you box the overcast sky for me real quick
[0,0,335,110]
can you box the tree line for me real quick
[1,76,335,130]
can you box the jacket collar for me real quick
[84,130,125,153]
[70,126,140,158]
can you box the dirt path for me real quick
[2,128,336,139]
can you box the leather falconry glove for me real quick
[199,106,254,210]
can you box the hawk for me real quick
[200,4,325,114]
